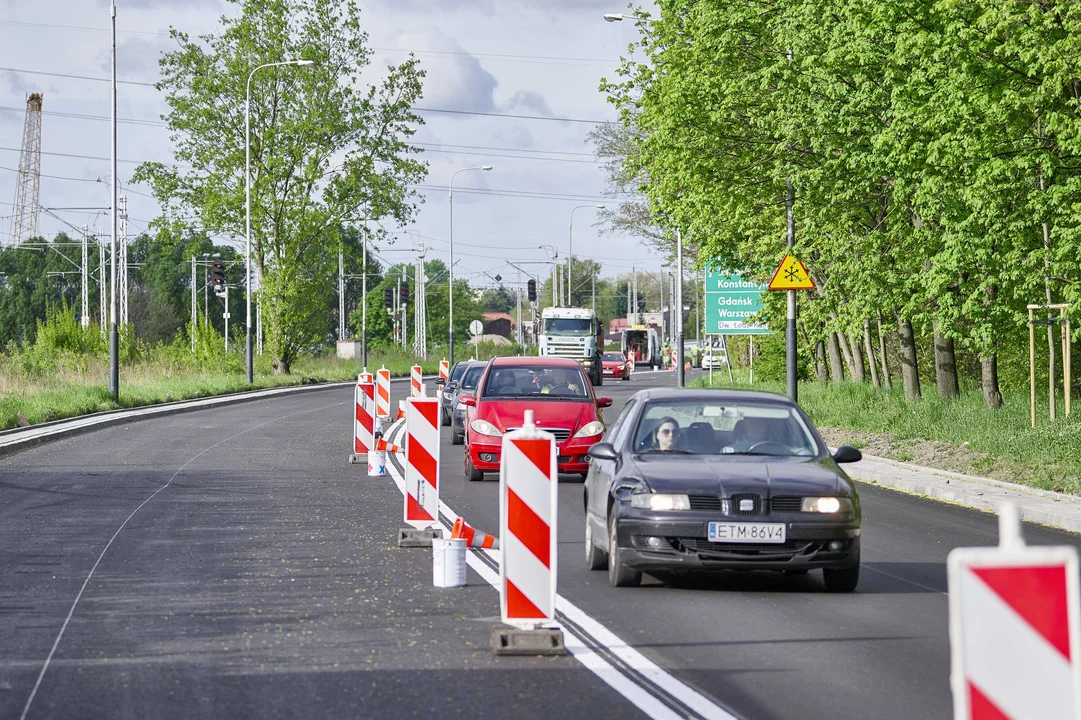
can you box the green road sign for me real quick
[705,268,771,335]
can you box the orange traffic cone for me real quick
[684,360,692,371]
[375,437,403,453]
[395,400,406,420]
[450,518,499,549]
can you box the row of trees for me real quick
[600,0,1081,406]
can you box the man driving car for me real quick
[540,367,581,396]
[724,416,775,453]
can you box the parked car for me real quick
[461,356,612,482]
[451,361,487,445]
[437,360,471,426]
[601,351,631,381]
[584,388,863,591]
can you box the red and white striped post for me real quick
[948,502,1081,719]
[358,369,373,385]
[411,365,423,398]
[349,376,376,465]
[499,409,558,629]
[400,396,440,545]
[375,367,391,419]
[439,359,449,384]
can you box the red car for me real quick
[601,351,631,380]
[460,356,613,481]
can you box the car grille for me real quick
[769,496,803,513]
[689,495,723,511]
[505,427,571,443]
[729,493,761,516]
[546,342,587,357]
[676,538,823,560]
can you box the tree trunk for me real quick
[864,319,880,390]
[848,331,866,382]
[272,357,290,375]
[827,332,845,384]
[981,355,1003,408]
[897,313,921,401]
[815,340,829,382]
[932,318,959,399]
[877,309,892,389]
[829,312,856,372]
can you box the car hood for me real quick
[483,399,594,432]
[602,360,625,367]
[629,454,842,496]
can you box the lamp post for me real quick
[448,165,492,366]
[108,0,118,401]
[245,58,315,384]
[538,244,558,306]
[569,204,603,308]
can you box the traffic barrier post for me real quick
[349,377,376,465]
[376,367,391,419]
[398,396,442,547]
[411,365,422,398]
[439,359,449,384]
[492,409,565,655]
[947,501,1081,719]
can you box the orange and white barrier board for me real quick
[404,397,440,529]
[358,370,373,385]
[376,367,391,418]
[352,377,376,461]
[947,503,1081,720]
[499,410,557,629]
[439,359,449,383]
[411,365,423,398]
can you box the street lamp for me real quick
[448,165,493,366]
[568,204,604,307]
[245,58,315,384]
[603,13,633,21]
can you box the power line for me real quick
[0,66,611,124]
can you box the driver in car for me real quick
[724,416,774,453]
[540,368,581,396]
[649,417,681,452]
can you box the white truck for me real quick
[538,306,604,386]
[621,326,661,369]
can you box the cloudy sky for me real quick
[0,0,661,291]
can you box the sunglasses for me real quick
[658,427,679,436]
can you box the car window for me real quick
[602,352,625,362]
[481,364,591,400]
[449,362,467,383]
[460,366,485,391]
[632,400,820,456]
[605,400,636,447]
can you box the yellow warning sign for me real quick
[768,255,815,290]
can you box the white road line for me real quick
[19,401,346,720]
[382,419,739,720]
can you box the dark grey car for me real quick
[450,362,487,444]
[437,361,472,426]
[584,388,863,591]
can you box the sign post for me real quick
[469,319,484,358]
[947,502,1081,719]
[768,254,815,402]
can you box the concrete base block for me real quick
[349,453,367,465]
[490,627,567,656]
[398,527,442,547]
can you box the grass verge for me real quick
[692,369,1081,496]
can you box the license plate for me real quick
[708,522,786,544]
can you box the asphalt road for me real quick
[2,368,1080,719]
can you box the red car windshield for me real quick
[482,364,591,400]
[602,353,625,362]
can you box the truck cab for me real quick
[537,306,604,386]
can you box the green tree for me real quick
[135,0,427,373]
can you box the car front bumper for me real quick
[614,510,860,572]
[468,436,597,474]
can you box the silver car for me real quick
[451,362,488,445]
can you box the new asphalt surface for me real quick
[3,369,1080,719]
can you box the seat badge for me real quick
[739,498,755,512]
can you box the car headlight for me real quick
[573,420,605,439]
[616,365,625,370]
[631,493,691,511]
[801,497,850,513]
[469,419,502,437]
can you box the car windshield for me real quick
[482,364,591,400]
[632,400,820,456]
[449,362,467,383]
[542,318,592,335]
[460,366,485,391]
[602,353,625,361]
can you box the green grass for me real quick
[0,353,442,431]
[691,369,1081,496]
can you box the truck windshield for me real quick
[543,318,592,335]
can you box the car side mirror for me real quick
[832,445,862,464]
[445,382,458,393]
[460,395,476,407]
[436,377,446,386]
[588,442,617,461]
[596,397,613,408]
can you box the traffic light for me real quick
[384,286,394,309]
[400,281,410,307]
[211,260,226,297]
[527,278,537,303]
